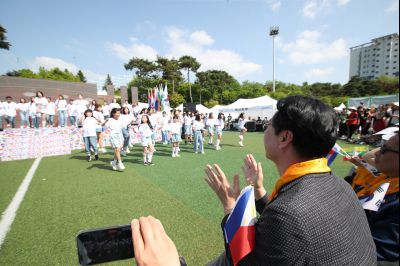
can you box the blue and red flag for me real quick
[327,143,342,166]
[224,186,256,266]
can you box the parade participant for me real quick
[138,114,155,166]
[45,97,56,127]
[3,96,17,128]
[193,114,205,154]
[237,112,247,146]
[206,113,215,145]
[81,109,99,161]
[169,115,182,157]
[17,97,29,128]
[93,104,106,153]
[55,95,68,127]
[67,99,78,127]
[120,106,135,156]
[35,91,48,128]
[215,113,225,150]
[103,108,125,171]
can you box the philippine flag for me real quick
[327,143,342,166]
[224,186,257,266]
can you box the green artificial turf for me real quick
[0,159,34,214]
[0,132,367,265]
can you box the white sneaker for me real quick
[201,151,205,154]
[121,150,127,157]
[101,148,107,153]
[117,162,125,170]
[125,148,130,153]
[216,146,221,150]
[239,141,243,147]
[176,154,180,157]
[172,153,176,157]
[110,160,117,171]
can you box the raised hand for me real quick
[204,164,240,215]
[131,216,180,266]
[242,154,266,200]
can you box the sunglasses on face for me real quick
[380,145,399,155]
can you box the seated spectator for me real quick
[345,133,399,264]
[204,96,376,265]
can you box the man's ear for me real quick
[278,130,293,148]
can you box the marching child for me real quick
[138,114,155,165]
[238,112,247,147]
[103,108,125,171]
[169,115,182,157]
[161,111,170,144]
[81,109,99,161]
[193,114,205,154]
[93,104,106,153]
[215,113,225,150]
[206,112,215,145]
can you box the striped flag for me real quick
[327,144,343,166]
[224,186,256,266]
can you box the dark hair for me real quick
[272,95,338,159]
[110,108,121,118]
[58,94,64,100]
[208,112,214,119]
[121,106,130,114]
[36,91,44,97]
[239,113,245,119]
[20,98,26,103]
[84,109,93,118]
[218,113,225,120]
[47,97,51,101]
[195,114,201,121]
[6,96,12,99]
[95,104,102,110]
[141,114,153,130]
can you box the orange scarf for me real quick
[352,166,399,197]
[269,158,331,201]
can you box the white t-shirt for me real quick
[120,114,134,127]
[169,122,181,134]
[138,124,153,138]
[46,102,57,115]
[29,102,37,115]
[75,99,88,115]
[148,114,159,129]
[35,97,48,114]
[161,116,170,130]
[3,101,18,117]
[0,102,4,116]
[206,118,215,128]
[68,103,78,116]
[93,111,105,129]
[82,117,98,137]
[193,120,205,131]
[17,102,30,112]
[56,99,68,111]
[215,119,224,130]
[109,103,121,111]
[102,105,110,116]
[184,116,192,126]
[106,118,124,134]
[238,118,246,128]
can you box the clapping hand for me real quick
[204,164,240,215]
[241,154,266,200]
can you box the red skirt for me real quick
[373,119,386,132]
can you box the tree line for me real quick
[5,67,87,83]
[124,56,399,108]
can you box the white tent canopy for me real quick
[174,95,277,119]
[218,95,277,119]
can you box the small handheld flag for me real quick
[224,186,257,266]
[359,183,390,212]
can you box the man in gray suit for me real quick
[129,96,377,266]
[205,95,377,265]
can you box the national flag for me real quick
[147,89,151,107]
[154,87,159,110]
[162,83,170,111]
[157,85,162,111]
[224,186,256,266]
[327,143,342,166]
[359,183,390,211]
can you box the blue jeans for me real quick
[31,115,40,128]
[84,136,98,155]
[20,111,29,127]
[58,110,67,127]
[69,116,77,126]
[46,115,54,126]
[4,115,15,128]
[122,127,130,149]
[194,130,204,153]
[162,130,169,143]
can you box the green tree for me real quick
[0,25,11,50]
[169,92,185,108]
[196,70,239,104]
[103,74,113,91]
[76,70,87,83]
[156,56,183,93]
[179,55,201,103]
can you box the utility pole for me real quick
[269,26,279,93]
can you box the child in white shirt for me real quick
[82,109,100,161]
[193,114,205,154]
[46,97,56,127]
[169,115,182,157]
[138,114,155,165]
[103,108,125,171]
[17,98,30,128]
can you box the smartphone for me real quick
[76,224,134,265]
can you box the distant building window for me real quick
[386,67,389,69]
[387,61,390,63]
[387,49,390,52]
[386,72,389,75]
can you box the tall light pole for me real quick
[269,26,279,93]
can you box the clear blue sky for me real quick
[0,0,398,87]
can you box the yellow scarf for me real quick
[352,166,399,197]
[269,158,331,201]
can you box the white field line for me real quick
[0,157,42,249]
